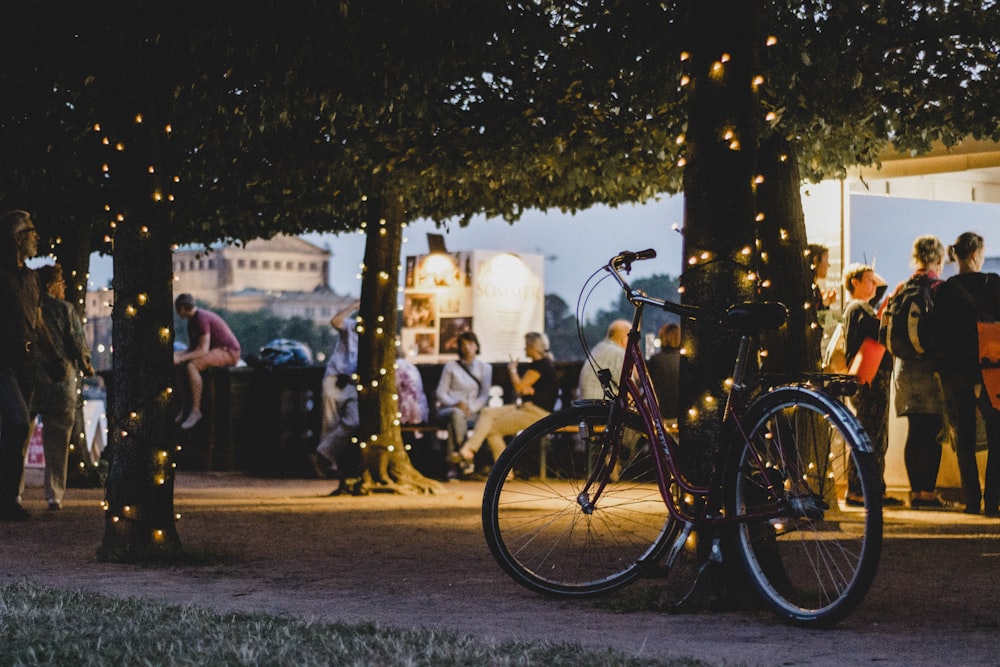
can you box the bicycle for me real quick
[481,249,882,628]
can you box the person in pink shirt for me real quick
[173,293,241,429]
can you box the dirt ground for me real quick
[3,471,999,666]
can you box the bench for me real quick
[107,359,586,478]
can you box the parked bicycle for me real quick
[482,249,882,628]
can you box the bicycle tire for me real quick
[727,386,883,627]
[482,404,679,597]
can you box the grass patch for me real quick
[0,582,709,666]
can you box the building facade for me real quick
[171,235,331,309]
[86,235,358,370]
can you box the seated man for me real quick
[578,319,630,400]
[173,293,241,429]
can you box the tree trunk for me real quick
[676,0,761,611]
[98,104,181,560]
[355,194,442,494]
[99,213,180,560]
[679,0,759,481]
[756,135,816,374]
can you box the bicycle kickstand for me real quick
[673,533,723,609]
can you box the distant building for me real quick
[172,235,331,309]
[85,235,358,370]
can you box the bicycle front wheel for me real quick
[728,386,883,627]
[482,404,678,597]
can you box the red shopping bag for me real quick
[848,337,886,386]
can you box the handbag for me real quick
[977,321,1000,410]
[848,337,886,386]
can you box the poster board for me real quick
[402,250,544,363]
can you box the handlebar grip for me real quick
[614,249,657,268]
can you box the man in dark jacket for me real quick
[0,210,63,521]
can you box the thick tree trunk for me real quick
[679,0,759,481]
[99,212,181,560]
[355,194,441,494]
[98,103,181,560]
[756,135,816,374]
[675,0,761,611]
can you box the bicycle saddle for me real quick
[724,302,788,334]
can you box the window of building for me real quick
[262,260,271,269]
[198,259,204,270]
[250,260,258,269]
[188,260,195,270]
[298,262,306,271]
[286,261,294,270]
[237,259,246,269]
[309,262,318,271]
[208,259,215,269]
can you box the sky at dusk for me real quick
[86,191,1000,314]
[88,196,687,313]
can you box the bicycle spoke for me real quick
[730,389,882,627]
[483,406,679,596]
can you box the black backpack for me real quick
[881,274,938,360]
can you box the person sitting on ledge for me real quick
[173,293,241,430]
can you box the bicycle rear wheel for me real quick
[728,386,882,627]
[482,404,678,596]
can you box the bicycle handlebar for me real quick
[606,250,700,320]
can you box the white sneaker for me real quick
[180,410,203,429]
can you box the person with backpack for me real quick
[842,263,903,507]
[933,232,1000,517]
[884,236,952,510]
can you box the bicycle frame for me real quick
[575,255,861,528]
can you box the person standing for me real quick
[395,345,428,426]
[0,210,63,521]
[435,331,491,476]
[578,319,630,400]
[311,298,361,487]
[934,232,1000,516]
[889,237,951,509]
[808,243,839,367]
[173,293,242,429]
[457,332,557,466]
[842,263,902,507]
[647,322,681,421]
[29,264,95,510]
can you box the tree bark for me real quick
[99,214,181,560]
[756,135,816,375]
[98,107,181,560]
[676,0,762,611]
[355,194,442,494]
[679,0,759,481]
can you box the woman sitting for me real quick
[456,332,557,467]
[436,331,492,477]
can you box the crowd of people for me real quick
[822,232,1000,516]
